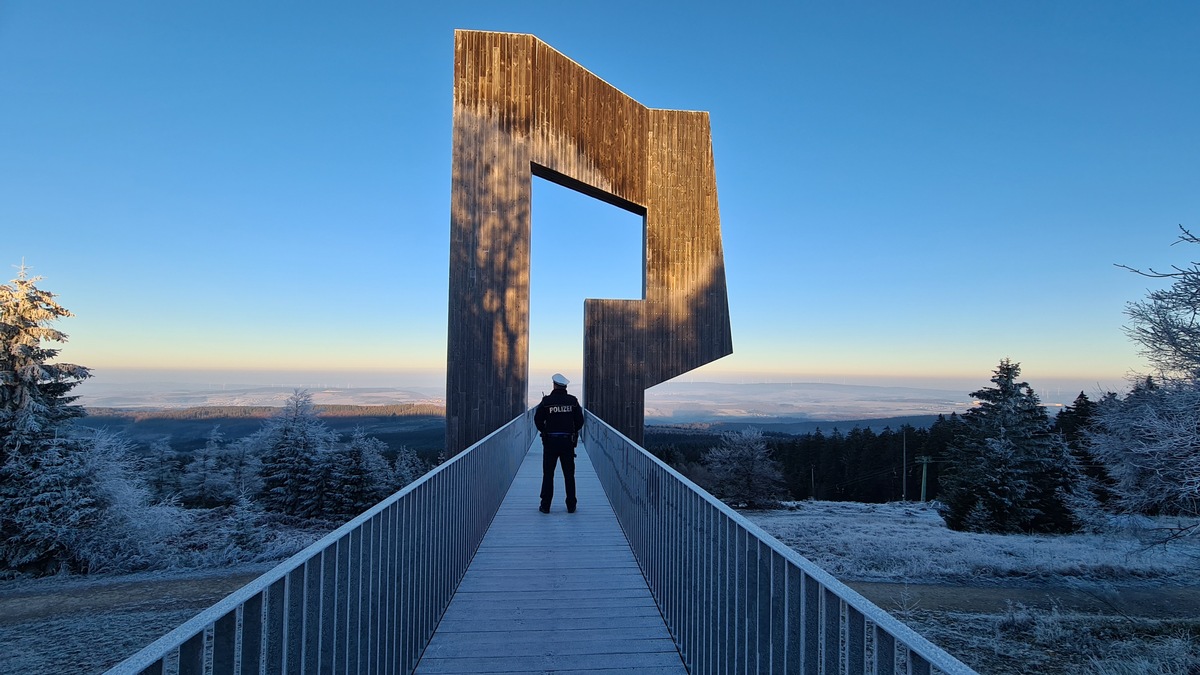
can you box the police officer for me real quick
[534,373,585,513]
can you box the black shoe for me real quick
[539,505,550,514]
[567,504,576,514]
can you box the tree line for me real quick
[86,402,445,422]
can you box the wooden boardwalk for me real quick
[414,441,687,674]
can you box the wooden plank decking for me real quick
[414,441,687,674]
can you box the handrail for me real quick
[584,410,978,675]
[104,410,534,675]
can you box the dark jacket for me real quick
[534,388,584,442]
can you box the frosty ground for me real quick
[747,501,1200,675]
[2,501,1197,675]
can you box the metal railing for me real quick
[105,410,533,675]
[584,411,978,675]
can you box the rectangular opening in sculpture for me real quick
[528,173,645,403]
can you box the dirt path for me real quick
[0,569,267,626]
[846,580,1200,620]
[3,566,1195,628]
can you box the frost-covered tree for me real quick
[392,443,426,490]
[0,267,95,573]
[1083,229,1200,524]
[0,265,90,463]
[221,435,262,499]
[1086,378,1200,516]
[1,429,188,574]
[255,390,338,518]
[0,269,190,575]
[939,359,1087,533]
[143,436,184,501]
[65,430,189,573]
[705,427,786,509]
[1120,226,1200,379]
[0,437,99,573]
[216,494,266,562]
[322,428,393,520]
[180,426,236,508]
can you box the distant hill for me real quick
[78,398,949,461]
[86,403,444,421]
[80,404,446,457]
[646,415,944,435]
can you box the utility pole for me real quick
[917,455,932,502]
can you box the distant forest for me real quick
[645,420,954,504]
[81,404,447,458]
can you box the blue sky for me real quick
[2,2,1198,401]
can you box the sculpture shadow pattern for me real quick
[447,30,732,452]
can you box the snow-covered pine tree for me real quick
[217,494,265,562]
[143,436,184,501]
[0,267,94,573]
[0,268,188,575]
[0,265,90,463]
[180,426,236,508]
[705,427,786,509]
[392,444,427,490]
[939,359,1087,533]
[0,438,100,573]
[322,427,393,520]
[1053,391,1114,506]
[255,390,338,518]
[221,435,262,499]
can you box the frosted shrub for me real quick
[68,430,190,573]
[705,427,786,509]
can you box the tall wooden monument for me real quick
[446,30,732,453]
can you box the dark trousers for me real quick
[540,439,576,508]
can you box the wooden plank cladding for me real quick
[447,30,732,452]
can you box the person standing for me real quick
[534,373,584,513]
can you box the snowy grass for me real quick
[746,500,1200,584]
[745,501,1200,674]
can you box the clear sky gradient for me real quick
[3,2,1198,402]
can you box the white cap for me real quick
[552,373,569,386]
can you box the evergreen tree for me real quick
[323,428,393,519]
[217,494,265,562]
[180,426,236,508]
[1053,392,1114,505]
[392,443,427,490]
[0,267,94,573]
[143,436,184,501]
[255,390,338,518]
[0,438,100,573]
[221,435,262,499]
[0,269,187,575]
[0,266,90,464]
[939,359,1086,533]
[705,427,786,509]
